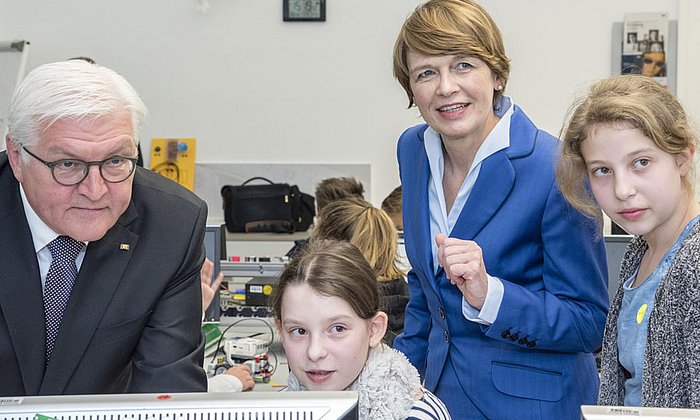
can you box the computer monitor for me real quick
[203,224,226,321]
[1,391,359,419]
[604,234,633,304]
[581,405,700,419]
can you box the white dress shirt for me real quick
[20,184,86,292]
[423,95,514,325]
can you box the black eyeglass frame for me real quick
[22,146,138,186]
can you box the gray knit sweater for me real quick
[598,223,700,408]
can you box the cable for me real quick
[220,283,234,293]
[209,317,276,364]
[267,346,279,376]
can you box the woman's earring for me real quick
[496,85,503,91]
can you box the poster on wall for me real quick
[622,12,669,88]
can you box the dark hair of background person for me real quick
[314,177,364,214]
[286,177,365,259]
[381,185,402,230]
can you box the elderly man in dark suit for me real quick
[0,60,207,395]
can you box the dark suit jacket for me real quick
[393,106,610,419]
[0,151,208,396]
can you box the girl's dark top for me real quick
[380,278,410,347]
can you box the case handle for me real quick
[242,177,275,186]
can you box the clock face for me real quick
[284,0,325,21]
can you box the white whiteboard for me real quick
[0,40,30,150]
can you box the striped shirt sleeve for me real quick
[407,388,452,420]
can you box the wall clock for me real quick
[283,0,326,22]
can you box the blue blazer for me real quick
[393,106,609,419]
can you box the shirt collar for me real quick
[474,95,513,164]
[424,95,514,172]
[20,183,64,253]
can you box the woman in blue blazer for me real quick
[391,1,609,418]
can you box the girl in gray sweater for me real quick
[557,75,700,408]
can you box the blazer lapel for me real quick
[452,151,515,240]
[404,129,438,293]
[0,177,47,395]
[39,203,140,394]
[451,106,537,240]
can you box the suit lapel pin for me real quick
[119,243,130,251]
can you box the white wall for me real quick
[0,0,680,210]
[677,0,700,125]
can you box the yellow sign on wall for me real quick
[150,138,197,191]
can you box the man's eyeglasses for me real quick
[22,146,138,186]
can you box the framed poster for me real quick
[622,12,669,87]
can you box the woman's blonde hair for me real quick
[393,0,510,108]
[311,198,405,281]
[557,74,697,225]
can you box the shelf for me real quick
[220,261,287,277]
[225,231,309,242]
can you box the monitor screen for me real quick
[604,235,633,304]
[203,224,226,321]
[0,391,359,419]
[581,405,700,419]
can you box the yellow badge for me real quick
[263,285,273,296]
[636,304,648,324]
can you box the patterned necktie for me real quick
[44,235,83,364]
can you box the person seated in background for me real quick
[207,365,255,392]
[201,257,225,317]
[381,185,403,231]
[382,185,412,272]
[311,197,408,346]
[286,176,365,258]
[270,240,451,420]
[1,59,207,395]
[200,258,255,392]
[314,176,365,214]
[207,363,255,393]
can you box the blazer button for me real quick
[501,330,510,339]
[439,307,446,319]
[509,332,519,341]
[444,330,450,342]
[518,337,528,345]
[526,340,536,348]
